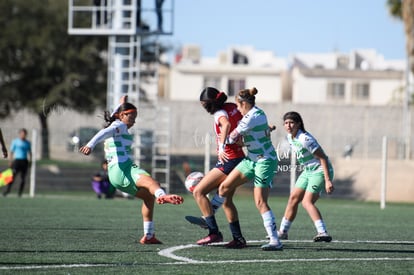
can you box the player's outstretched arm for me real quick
[79,146,92,155]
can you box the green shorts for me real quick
[108,160,150,196]
[296,166,334,194]
[236,158,277,188]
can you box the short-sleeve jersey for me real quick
[213,103,245,159]
[10,138,31,160]
[86,120,133,166]
[287,129,322,171]
[230,106,276,161]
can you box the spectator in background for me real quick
[93,0,108,26]
[92,160,116,199]
[136,0,149,31]
[3,128,32,197]
[0,128,8,158]
[155,0,164,31]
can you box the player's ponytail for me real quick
[103,102,137,128]
[200,87,227,114]
[237,87,257,106]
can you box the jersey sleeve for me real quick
[85,123,122,149]
[214,110,228,125]
[301,134,320,154]
[227,117,249,144]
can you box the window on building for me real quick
[227,79,245,96]
[203,77,221,89]
[232,51,248,65]
[352,83,370,102]
[337,56,349,69]
[327,82,345,102]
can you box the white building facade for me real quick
[169,45,287,102]
[167,46,406,106]
[289,49,405,105]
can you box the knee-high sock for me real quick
[262,210,280,244]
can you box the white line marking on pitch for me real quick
[1,240,413,270]
[158,239,414,264]
[0,264,116,270]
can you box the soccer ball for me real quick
[184,171,204,193]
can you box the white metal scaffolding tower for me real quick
[68,0,173,191]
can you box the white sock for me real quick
[154,188,166,198]
[280,217,292,233]
[210,193,225,214]
[262,210,280,244]
[143,221,155,238]
[314,219,327,234]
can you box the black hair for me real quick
[283,111,306,132]
[236,87,257,106]
[103,102,137,128]
[199,87,228,114]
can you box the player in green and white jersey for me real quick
[79,96,184,245]
[278,111,334,242]
[210,87,283,251]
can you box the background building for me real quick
[169,45,287,102]
[289,49,405,105]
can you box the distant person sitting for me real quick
[92,160,115,199]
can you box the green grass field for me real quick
[0,193,413,274]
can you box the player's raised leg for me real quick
[136,174,184,205]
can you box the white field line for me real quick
[0,264,116,270]
[158,239,414,264]
[1,240,413,270]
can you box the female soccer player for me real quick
[278,111,334,242]
[190,87,247,248]
[79,96,183,244]
[215,87,283,251]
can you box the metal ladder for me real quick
[151,106,171,193]
[68,0,173,192]
[106,35,141,109]
[68,0,174,110]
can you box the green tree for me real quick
[387,0,413,159]
[387,0,414,73]
[0,0,107,159]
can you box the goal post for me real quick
[380,136,388,209]
[29,129,38,198]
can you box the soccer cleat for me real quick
[185,215,208,229]
[313,232,332,242]
[196,232,223,245]
[261,242,284,251]
[156,194,184,205]
[139,235,163,244]
[224,237,247,249]
[278,231,288,240]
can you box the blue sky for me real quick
[164,0,406,60]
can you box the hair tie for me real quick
[120,109,137,116]
[216,92,223,99]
